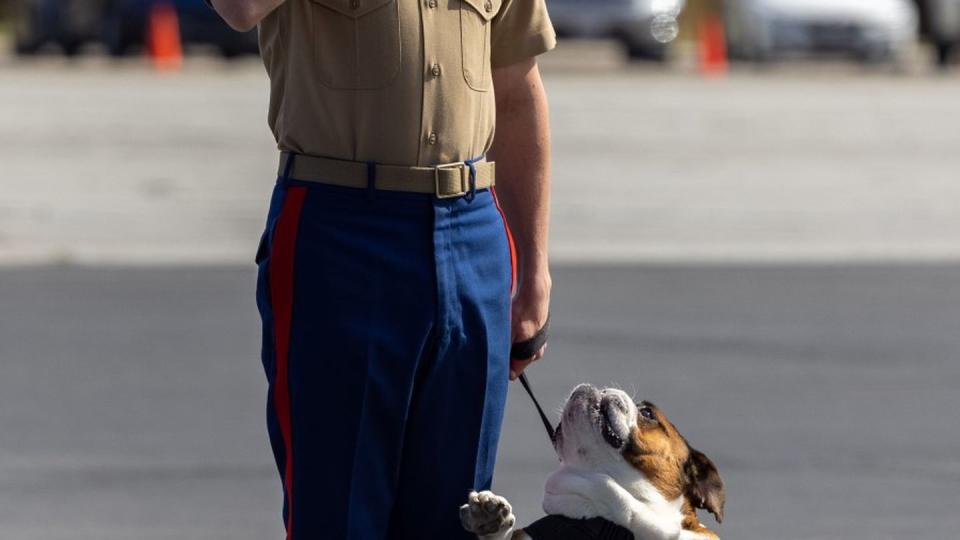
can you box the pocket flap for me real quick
[462,0,501,21]
[310,0,394,19]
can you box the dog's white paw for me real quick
[460,490,516,538]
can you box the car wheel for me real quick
[745,43,777,64]
[106,29,136,57]
[219,32,260,59]
[628,43,667,62]
[106,39,131,57]
[621,35,667,62]
[856,45,893,65]
[935,41,954,68]
[14,28,45,55]
[14,39,42,55]
[219,45,243,59]
[60,37,83,57]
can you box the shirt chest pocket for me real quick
[308,0,402,90]
[460,0,501,92]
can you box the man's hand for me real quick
[509,273,551,380]
[489,58,552,381]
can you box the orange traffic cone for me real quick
[147,2,183,71]
[698,14,727,76]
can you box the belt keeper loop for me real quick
[464,156,480,202]
[366,161,377,202]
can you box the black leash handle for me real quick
[519,373,556,443]
[510,314,550,360]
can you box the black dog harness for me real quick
[524,515,634,540]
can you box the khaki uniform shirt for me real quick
[256,0,555,166]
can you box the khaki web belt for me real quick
[278,152,496,199]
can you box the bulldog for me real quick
[460,384,725,540]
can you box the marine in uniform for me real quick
[207,0,556,538]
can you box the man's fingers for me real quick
[509,344,546,381]
[510,314,550,361]
[509,360,532,381]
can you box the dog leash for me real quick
[519,373,556,444]
[512,314,556,444]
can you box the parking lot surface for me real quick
[3,43,960,540]
[2,264,959,540]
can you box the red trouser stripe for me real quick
[490,187,518,296]
[268,186,307,539]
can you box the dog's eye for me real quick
[640,407,655,420]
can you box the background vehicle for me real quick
[13,0,106,55]
[11,0,257,58]
[724,0,919,63]
[914,0,960,67]
[103,0,258,58]
[548,0,687,61]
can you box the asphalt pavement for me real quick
[3,40,960,540]
[1,264,958,540]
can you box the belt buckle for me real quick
[434,162,468,199]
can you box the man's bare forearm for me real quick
[490,59,552,295]
[210,0,284,31]
[490,59,551,379]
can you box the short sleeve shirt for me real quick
[255,0,556,166]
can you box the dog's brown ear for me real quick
[684,447,725,524]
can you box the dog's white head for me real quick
[552,384,725,535]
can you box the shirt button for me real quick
[431,64,442,77]
[427,0,437,7]
[484,0,493,11]
[427,132,438,145]
[350,0,360,9]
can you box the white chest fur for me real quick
[541,467,686,540]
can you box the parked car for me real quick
[12,0,106,55]
[548,0,687,61]
[11,0,257,58]
[724,0,919,63]
[914,0,960,66]
[103,0,258,57]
